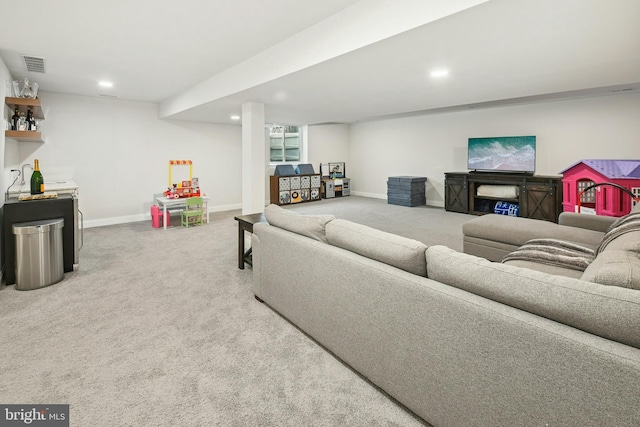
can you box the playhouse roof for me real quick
[560,159,640,179]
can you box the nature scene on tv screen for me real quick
[468,136,536,172]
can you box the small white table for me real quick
[155,196,209,230]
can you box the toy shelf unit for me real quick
[445,172,562,223]
[5,97,45,142]
[270,174,322,206]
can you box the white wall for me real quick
[3,91,351,228]
[349,93,640,206]
[5,90,637,226]
[0,56,11,282]
[1,58,11,204]
[6,92,243,227]
[308,123,350,171]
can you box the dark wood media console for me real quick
[444,172,563,222]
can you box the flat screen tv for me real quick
[468,136,536,173]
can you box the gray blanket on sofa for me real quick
[502,238,595,271]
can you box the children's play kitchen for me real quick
[152,160,208,229]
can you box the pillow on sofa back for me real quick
[426,245,640,349]
[580,213,640,289]
[325,219,428,276]
[595,212,640,255]
[581,250,640,290]
[264,204,335,243]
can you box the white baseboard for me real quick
[83,203,243,229]
[81,195,447,229]
[351,191,444,208]
[351,191,386,199]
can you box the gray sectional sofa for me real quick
[252,204,640,427]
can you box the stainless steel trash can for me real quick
[13,218,65,291]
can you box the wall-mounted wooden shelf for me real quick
[5,97,46,142]
[5,130,44,143]
[5,97,45,119]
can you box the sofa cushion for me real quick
[426,245,640,349]
[579,211,640,289]
[326,219,428,276]
[581,250,640,290]
[264,204,335,243]
[462,214,604,250]
[596,212,640,255]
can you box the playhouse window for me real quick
[633,187,640,208]
[578,180,596,206]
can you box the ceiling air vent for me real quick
[22,55,46,73]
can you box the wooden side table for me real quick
[234,213,265,269]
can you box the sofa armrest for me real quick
[558,212,616,232]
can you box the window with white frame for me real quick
[267,124,306,164]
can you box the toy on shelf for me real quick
[163,160,201,199]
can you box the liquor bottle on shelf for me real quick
[11,107,19,130]
[28,110,37,131]
[26,110,33,131]
[30,159,44,195]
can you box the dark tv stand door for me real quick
[444,172,563,222]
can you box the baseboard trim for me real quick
[351,191,444,208]
[84,203,243,229]
[351,191,386,199]
[81,195,446,229]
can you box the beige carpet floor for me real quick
[0,196,470,426]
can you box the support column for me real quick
[241,102,266,214]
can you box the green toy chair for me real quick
[181,197,204,228]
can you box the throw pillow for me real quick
[325,219,428,276]
[264,204,335,243]
[581,250,640,290]
[596,212,640,255]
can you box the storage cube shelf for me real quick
[270,174,322,205]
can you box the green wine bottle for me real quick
[30,159,44,195]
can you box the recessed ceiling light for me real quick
[230,115,241,120]
[98,81,113,88]
[429,69,449,78]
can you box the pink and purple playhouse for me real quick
[560,159,640,217]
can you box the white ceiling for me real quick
[1,0,639,125]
